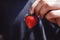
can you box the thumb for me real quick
[29,0,40,14]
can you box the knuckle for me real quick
[35,7,39,14]
[45,12,52,20]
[45,15,50,20]
[44,3,50,9]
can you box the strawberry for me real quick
[25,15,38,29]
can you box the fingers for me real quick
[34,0,45,16]
[39,2,60,18]
[30,0,60,20]
[30,0,45,16]
[45,11,56,23]
[29,0,40,14]
[39,4,49,18]
[50,10,60,18]
[53,10,60,26]
[39,0,60,18]
[45,10,60,24]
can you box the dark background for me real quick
[0,0,28,40]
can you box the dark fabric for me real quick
[42,19,60,40]
[0,0,28,40]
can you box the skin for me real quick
[29,0,60,26]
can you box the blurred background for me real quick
[0,0,28,40]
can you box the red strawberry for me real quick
[25,15,38,29]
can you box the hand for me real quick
[45,10,60,26]
[29,0,60,26]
